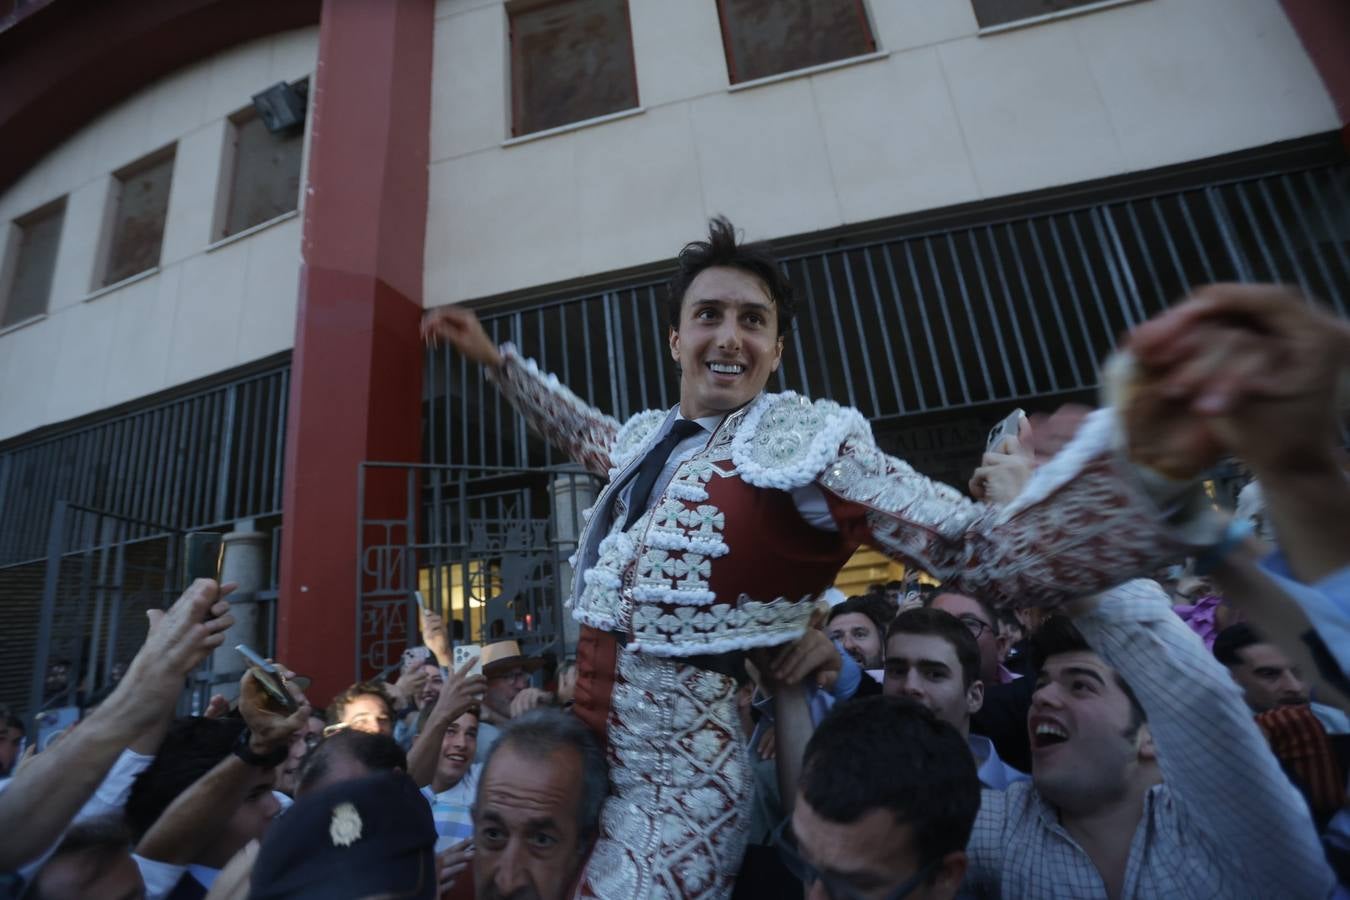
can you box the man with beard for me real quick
[825,595,890,673]
[964,582,1332,898]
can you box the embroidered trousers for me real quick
[572,627,752,900]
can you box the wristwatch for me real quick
[232,727,288,769]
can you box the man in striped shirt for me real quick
[421,709,480,851]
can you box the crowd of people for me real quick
[2,216,1349,899]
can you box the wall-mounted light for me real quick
[251,81,307,134]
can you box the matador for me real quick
[421,218,1213,899]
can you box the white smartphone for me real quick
[986,408,1026,453]
[453,643,483,677]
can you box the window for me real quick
[508,0,639,137]
[970,0,1113,29]
[716,0,876,84]
[1,198,65,328]
[221,81,306,239]
[100,148,175,287]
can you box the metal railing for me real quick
[0,364,290,568]
[4,500,281,723]
[356,462,600,680]
[425,163,1350,471]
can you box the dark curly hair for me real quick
[327,680,395,726]
[665,216,797,338]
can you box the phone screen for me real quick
[183,532,224,589]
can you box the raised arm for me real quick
[0,580,234,871]
[732,393,1215,609]
[406,657,486,788]
[1069,579,1333,898]
[136,669,308,866]
[422,305,620,476]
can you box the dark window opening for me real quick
[716,0,876,85]
[222,80,307,239]
[2,198,65,327]
[509,0,639,136]
[102,148,175,287]
[971,0,1116,29]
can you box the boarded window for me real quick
[509,0,639,136]
[222,83,306,239]
[102,149,174,287]
[970,0,1110,29]
[717,0,876,84]
[2,199,65,327]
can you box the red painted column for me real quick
[277,0,432,704]
[1280,0,1350,148]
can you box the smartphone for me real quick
[986,409,1026,453]
[453,643,484,677]
[236,644,299,713]
[183,532,224,589]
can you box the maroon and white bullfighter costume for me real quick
[489,344,1212,900]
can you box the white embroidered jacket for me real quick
[491,344,1212,657]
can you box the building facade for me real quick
[1,0,1347,711]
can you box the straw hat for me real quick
[478,640,545,677]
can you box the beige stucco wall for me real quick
[0,0,1338,441]
[423,0,1338,305]
[0,27,318,442]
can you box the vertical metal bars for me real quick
[0,366,290,567]
[427,163,1350,470]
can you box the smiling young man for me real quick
[421,710,481,849]
[965,581,1333,898]
[827,595,891,671]
[422,218,1238,899]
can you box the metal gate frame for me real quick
[356,462,599,683]
[26,500,280,730]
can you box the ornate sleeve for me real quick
[488,343,621,478]
[826,409,1225,608]
[733,394,1220,609]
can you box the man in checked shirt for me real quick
[962,579,1333,899]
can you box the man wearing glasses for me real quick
[780,695,978,900]
[935,591,1038,773]
[474,640,546,764]
[930,592,1015,687]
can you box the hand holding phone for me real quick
[236,644,299,714]
[986,409,1027,454]
[183,532,224,589]
[453,643,484,678]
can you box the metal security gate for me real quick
[356,463,599,679]
[0,363,290,569]
[0,364,290,718]
[425,161,1350,473]
[15,501,282,729]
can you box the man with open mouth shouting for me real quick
[421,217,1229,900]
[964,582,1331,899]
